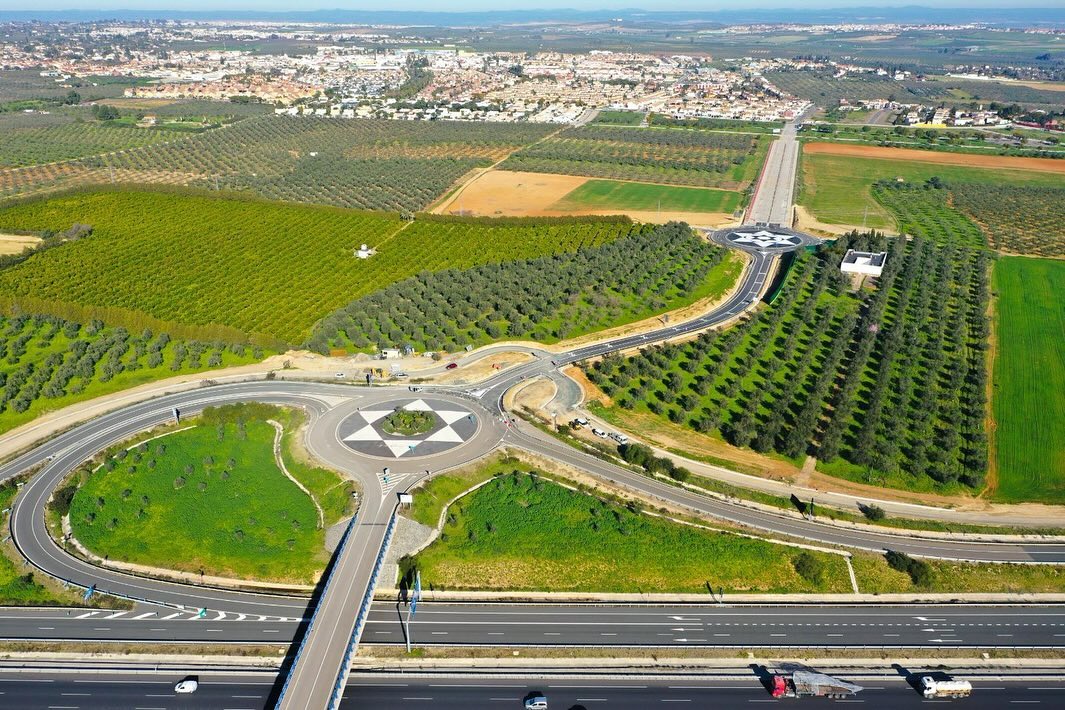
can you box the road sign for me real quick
[83,584,95,601]
[410,571,421,617]
[198,607,207,618]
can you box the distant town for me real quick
[8,19,1061,129]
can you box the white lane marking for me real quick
[75,611,97,619]
[133,612,155,620]
[161,612,181,620]
[103,611,126,619]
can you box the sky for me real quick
[3,1,1052,11]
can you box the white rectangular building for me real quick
[841,250,887,277]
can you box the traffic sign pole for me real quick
[405,571,421,653]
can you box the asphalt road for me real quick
[368,602,1065,649]
[0,670,1063,709]
[3,603,1063,650]
[745,120,800,226]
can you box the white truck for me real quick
[921,677,972,699]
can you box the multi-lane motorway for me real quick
[2,603,1063,649]
[0,670,1064,709]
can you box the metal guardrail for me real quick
[273,513,360,708]
[327,507,398,709]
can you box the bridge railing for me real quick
[327,506,398,709]
[273,512,360,708]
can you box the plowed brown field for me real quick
[803,141,1065,174]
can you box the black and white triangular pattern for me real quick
[339,398,476,459]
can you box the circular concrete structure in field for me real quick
[336,396,479,459]
[712,225,820,253]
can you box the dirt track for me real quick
[0,233,41,255]
[803,141,1065,173]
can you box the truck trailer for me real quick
[770,671,864,699]
[921,677,972,699]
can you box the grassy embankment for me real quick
[0,480,90,605]
[67,403,354,584]
[408,460,1065,594]
[412,465,853,594]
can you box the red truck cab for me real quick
[771,675,790,698]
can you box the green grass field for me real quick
[991,257,1065,503]
[799,152,1064,230]
[68,404,352,583]
[552,179,742,214]
[0,189,635,344]
[414,468,852,593]
[405,455,517,528]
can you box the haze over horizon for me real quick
[4,1,1059,13]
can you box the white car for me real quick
[174,679,198,694]
[591,428,608,439]
[524,696,548,710]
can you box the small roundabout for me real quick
[335,396,480,460]
[710,225,821,253]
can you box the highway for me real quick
[0,669,1063,709]
[2,602,1064,650]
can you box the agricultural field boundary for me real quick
[803,141,1065,173]
[424,124,566,213]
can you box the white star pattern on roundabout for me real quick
[729,230,803,249]
[341,398,474,458]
